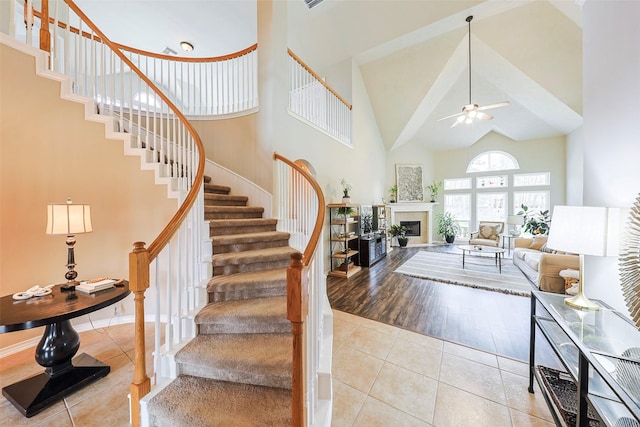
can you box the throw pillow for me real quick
[529,236,548,250]
[478,225,498,240]
[540,243,556,254]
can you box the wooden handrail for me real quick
[118,43,258,63]
[32,8,256,63]
[61,2,205,425]
[287,49,353,111]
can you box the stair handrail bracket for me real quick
[274,152,330,427]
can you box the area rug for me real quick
[395,250,530,296]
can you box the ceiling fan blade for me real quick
[476,111,493,120]
[450,119,461,128]
[438,111,464,121]
[477,101,510,111]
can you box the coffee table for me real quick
[0,282,130,417]
[458,244,506,273]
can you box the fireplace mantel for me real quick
[386,202,438,245]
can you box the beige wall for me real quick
[1,44,177,348]
[190,114,259,184]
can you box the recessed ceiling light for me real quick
[180,41,194,52]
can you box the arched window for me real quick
[466,151,520,173]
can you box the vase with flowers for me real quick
[341,178,352,203]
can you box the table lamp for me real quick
[46,197,93,290]
[507,215,524,236]
[547,205,620,310]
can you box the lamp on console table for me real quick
[547,205,621,310]
[46,197,93,291]
[507,215,524,236]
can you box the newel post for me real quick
[287,252,307,427]
[129,241,151,427]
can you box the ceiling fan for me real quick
[439,15,510,128]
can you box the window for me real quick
[476,192,507,223]
[514,172,550,187]
[466,151,519,173]
[444,178,472,190]
[444,194,471,237]
[476,175,508,189]
[513,191,550,214]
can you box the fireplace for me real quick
[400,221,420,237]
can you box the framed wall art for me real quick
[396,164,424,202]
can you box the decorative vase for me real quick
[398,237,408,247]
[445,235,455,244]
[342,196,350,203]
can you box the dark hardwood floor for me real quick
[327,246,557,365]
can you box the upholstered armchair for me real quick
[469,221,504,247]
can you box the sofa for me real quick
[512,236,579,294]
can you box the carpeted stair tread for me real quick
[203,182,230,195]
[212,231,290,246]
[212,246,299,267]
[176,333,292,389]
[204,193,248,206]
[147,375,290,427]
[209,218,278,236]
[207,268,287,302]
[205,205,264,220]
[212,231,291,255]
[196,296,289,334]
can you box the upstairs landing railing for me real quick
[274,153,330,427]
[288,49,352,146]
[8,0,258,119]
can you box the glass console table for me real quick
[529,290,640,426]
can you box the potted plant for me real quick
[389,224,408,247]
[340,178,352,203]
[426,180,443,202]
[389,185,398,203]
[436,212,460,244]
[336,206,354,221]
[517,204,551,235]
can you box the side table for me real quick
[0,281,130,417]
[502,234,516,255]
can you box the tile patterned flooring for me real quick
[0,313,554,426]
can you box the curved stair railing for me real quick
[274,153,331,427]
[10,1,206,425]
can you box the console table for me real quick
[0,282,130,417]
[529,289,640,426]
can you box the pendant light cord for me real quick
[467,15,473,105]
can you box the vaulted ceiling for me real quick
[76,0,583,152]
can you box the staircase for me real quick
[146,177,298,426]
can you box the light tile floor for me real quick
[0,313,554,426]
[331,309,554,427]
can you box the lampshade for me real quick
[507,215,523,225]
[46,198,93,235]
[547,206,620,256]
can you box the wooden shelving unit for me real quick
[327,203,361,278]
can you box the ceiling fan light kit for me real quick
[439,15,510,127]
